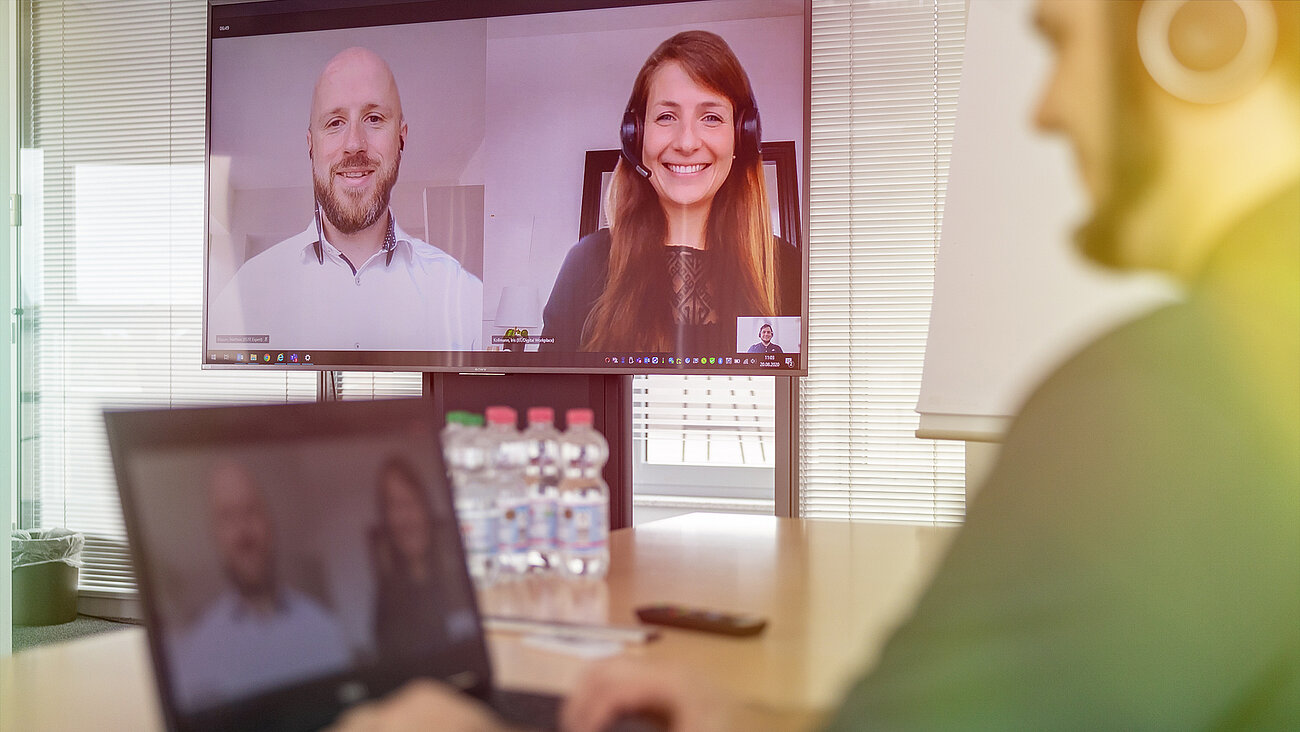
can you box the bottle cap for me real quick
[485,405,517,425]
[527,406,554,424]
[566,407,594,426]
[446,410,480,427]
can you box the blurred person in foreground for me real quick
[332,1,1300,729]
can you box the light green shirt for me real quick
[827,184,1300,730]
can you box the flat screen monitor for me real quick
[204,0,810,375]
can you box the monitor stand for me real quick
[422,372,634,530]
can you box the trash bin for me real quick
[12,528,85,626]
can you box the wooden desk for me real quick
[1,514,956,731]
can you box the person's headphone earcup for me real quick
[620,107,650,178]
[1137,0,1277,104]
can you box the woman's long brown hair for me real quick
[581,31,775,352]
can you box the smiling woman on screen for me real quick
[540,30,800,355]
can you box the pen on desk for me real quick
[483,616,661,644]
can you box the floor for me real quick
[12,614,137,653]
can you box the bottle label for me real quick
[460,512,497,555]
[529,498,557,549]
[498,498,532,552]
[560,502,607,554]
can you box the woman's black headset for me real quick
[620,94,761,179]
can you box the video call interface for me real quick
[203,0,808,375]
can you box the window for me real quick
[632,375,775,524]
[16,1,317,599]
[333,372,424,401]
[15,0,432,601]
[799,0,967,524]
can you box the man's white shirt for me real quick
[210,217,482,351]
[169,588,351,711]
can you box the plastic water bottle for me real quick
[485,406,530,579]
[443,411,496,585]
[522,407,562,573]
[558,408,609,579]
[441,410,477,490]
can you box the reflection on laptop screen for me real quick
[112,402,485,722]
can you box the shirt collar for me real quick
[311,210,402,268]
[227,588,288,621]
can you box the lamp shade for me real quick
[495,285,542,327]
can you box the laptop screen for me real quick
[107,399,492,732]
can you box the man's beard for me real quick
[1077,0,1159,271]
[313,151,399,235]
[1073,131,1157,270]
[227,558,275,601]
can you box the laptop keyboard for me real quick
[491,688,563,730]
[489,689,669,732]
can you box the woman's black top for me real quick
[374,569,448,659]
[540,229,802,354]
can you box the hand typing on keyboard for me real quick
[328,679,508,732]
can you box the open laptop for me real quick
[105,398,649,732]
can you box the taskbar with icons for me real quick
[209,351,313,366]
[204,350,803,374]
[600,353,798,370]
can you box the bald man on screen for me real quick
[210,47,482,352]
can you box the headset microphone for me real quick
[312,200,325,264]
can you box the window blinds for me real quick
[335,371,424,401]
[633,375,776,469]
[22,0,316,594]
[800,0,966,524]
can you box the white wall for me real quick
[918,0,1177,441]
[480,5,805,331]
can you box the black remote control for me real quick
[635,603,768,637]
